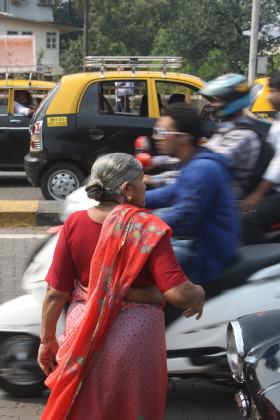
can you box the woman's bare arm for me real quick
[40,286,70,342]
[164,281,205,319]
[38,286,70,376]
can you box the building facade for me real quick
[0,0,55,22]
[0,0,79,74]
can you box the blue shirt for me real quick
[145,147,240,283]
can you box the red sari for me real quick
[42,204,171,420]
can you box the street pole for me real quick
[248,0,260,84]
[83,0,89,71]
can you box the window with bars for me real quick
[22,31,33,35]
[7,31,18,35]
[0,90,8,115]
[38,0,55,6]
[98,80,147,116]
[46,32,57,49]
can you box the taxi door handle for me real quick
[88,128,104,141]
[10,119,22,124]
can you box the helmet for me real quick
[200,73,251,117]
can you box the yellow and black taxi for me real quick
[24,56,207,200]
[0,78,55,171]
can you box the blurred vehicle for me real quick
[249,77,276,121]
[0,78,55,171]
[1,191,280,396]
[60,182,94,222]
[24,56,210,200]
[227,310,280,419]
[24,68,275,201]
[0,229,62,397]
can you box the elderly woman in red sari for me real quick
[38,152,205,420]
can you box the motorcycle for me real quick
[0,195,280,397]
[0,230,64,397]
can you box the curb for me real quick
[0,200,62,227]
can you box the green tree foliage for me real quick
[54,0,280,79]
[54,0,84,72]
[161,0,280,80]
[269,53,280,74]
[60,37,84,74]
[88,0,172,55]
[55,0,173,72]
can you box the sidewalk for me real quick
[0,200,62,227]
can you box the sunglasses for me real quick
[153,127,187,138]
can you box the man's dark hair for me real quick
[269,71,280,90]
[163,102,201,145]
[14,90,32,105]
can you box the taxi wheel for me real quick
[40,162,85,201]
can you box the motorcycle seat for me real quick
[205,243,280,297]
[165,243,280,327]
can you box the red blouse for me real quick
[46,210,187,293]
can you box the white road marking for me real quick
[0,233,49,239]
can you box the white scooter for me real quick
[0,188,280,397]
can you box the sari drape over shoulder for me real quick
[42,204,171,420]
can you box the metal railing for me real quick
[83,56,183,76]
[0,65,62,80]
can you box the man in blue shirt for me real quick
[145,103,239,286]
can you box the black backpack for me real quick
[230,117,275,195]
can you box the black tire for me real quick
[40,162,85,200]
[0,334,45,398]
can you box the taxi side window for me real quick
[156,81,207,114]
[31,90,50,108]
[13,90,49,115]
[0,89,8,114]
[99,81,148,116]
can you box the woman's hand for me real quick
[164,282,205,319]
[39,286,70,376]
[183,285,205,319]
[37,338,59,376]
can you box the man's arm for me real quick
[241,129,280,213]
[14,101,35,117]
[241,179,275,213]
[145,181,176,209]
[144,170,179,188]
[152,165,215,236]
[207,129,260,169]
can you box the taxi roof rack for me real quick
[0,65,61,80]
[83,56,182,76]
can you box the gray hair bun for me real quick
[85,179,106,201]
[86,153,142,203]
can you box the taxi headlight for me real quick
[227,321,245,383]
